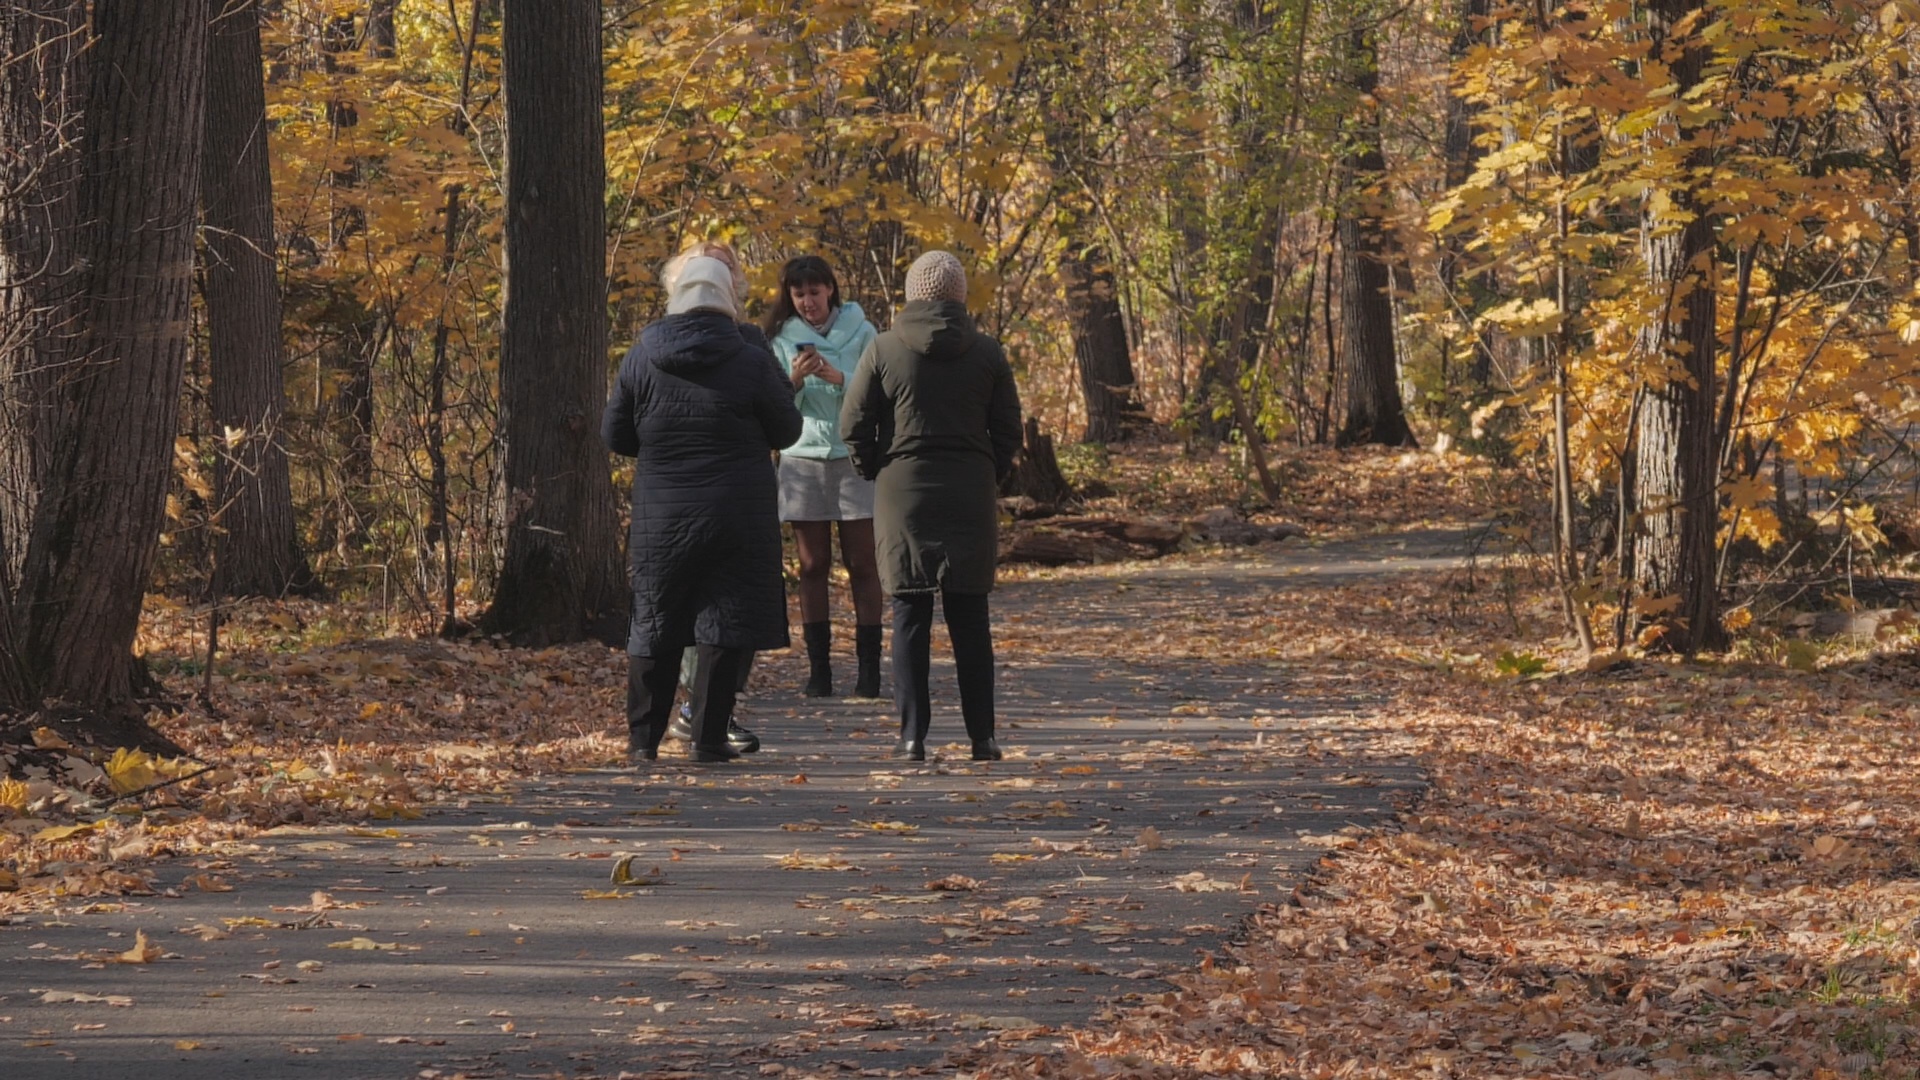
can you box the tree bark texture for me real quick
[1443,0,1496,387]
[202,0,313,598]
[1335,30,1413,448]
[9,0,208,710]
[1630,0,1724,654]
[1061,245,1144,444]
[0,0,86,592]
[484,0,624,646]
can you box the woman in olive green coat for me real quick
[840,251,1023,762]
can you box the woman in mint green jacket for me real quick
[763,256,883,698]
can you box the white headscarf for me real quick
[663,254,740,319]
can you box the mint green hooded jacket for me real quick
[769,302,878,460]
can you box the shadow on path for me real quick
[0,531,1464,1079]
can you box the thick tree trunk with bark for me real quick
[1335,29,1413,448]
[1061,245,1144,444]
[1631,0,1724,654]
[202,0,313,598]
[0,0,86,591]
[483,0,624,646]
[7,0,207,710]
[1000,416,1075,508]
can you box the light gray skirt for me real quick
[778,455,875,522]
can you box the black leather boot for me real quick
[802,621,833,697]
[854,624,882,699]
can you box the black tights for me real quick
[627,645,748,752]
[891,592,994,743]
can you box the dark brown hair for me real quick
[760,255,841,338]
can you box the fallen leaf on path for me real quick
[771,851,858,870]
[609,854,665,886]
[326,937,408,951]
[38,990,133,1006]
[114,929,160,964]
[1169,872,1237,893]
[925,874,980,891]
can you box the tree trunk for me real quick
[483,0,624,646]
[8,0,208,711]
[0,0,86,590]
[367,0,397,58]
[1443,0,1496,388]
[1061,245,1144,444]
[1000,416,1076,508]
[1335,28,1413,448]
[202,0,314,598]
[1630,0,1724,654]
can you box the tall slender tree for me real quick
[1630,0,1724,653]
[202,0,314,598]
[1335,26,1412,448]
[1062,245,1144,443]
[483,0,624,645]
[3,0,208,714]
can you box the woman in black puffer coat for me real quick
[603,253,802,763]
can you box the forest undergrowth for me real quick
[4,446,1920,1080]
[976,454,1920,1079]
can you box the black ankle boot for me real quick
[854,624,882,699]
[802,621,833,697]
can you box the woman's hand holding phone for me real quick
[791,344,843,388]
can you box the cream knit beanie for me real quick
[904,250,967,303]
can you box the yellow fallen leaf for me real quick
[0,777,30,813]
[174,1040,209,1051]
[581,889,628,900]
[116,929,161,964]
[610,854,664,886]
[860,820,918,833]
[105,748,159,794]
[33,821,102,843]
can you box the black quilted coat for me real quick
[602,311,803,657]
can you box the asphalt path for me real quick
[0,531,1457,1079]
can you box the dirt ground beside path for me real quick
[0,530,1441,1080]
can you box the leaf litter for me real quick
[6,447,1915,1079]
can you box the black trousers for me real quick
[891,592,994,743]
[627,645,747,753]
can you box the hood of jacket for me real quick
[643,311,745,374]
[891,299,972,360]
[775,301,872,354]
